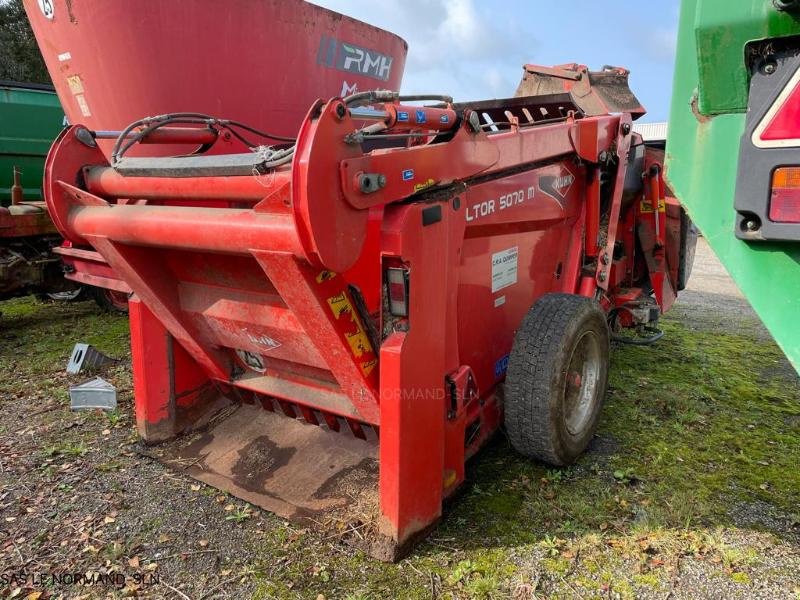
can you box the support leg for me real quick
[129,297,218,443]
[377,201,463,557]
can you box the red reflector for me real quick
[386,267,409,317]
[761,82,800,141]
[388,282,406,301]
[753,67,800,148]
[770,167,800,222]
[770,188,800,222]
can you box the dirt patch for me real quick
[0,239,798,599]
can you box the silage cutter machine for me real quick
[42,65,694,559]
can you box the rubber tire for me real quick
[37,287,86,303]
[91,286,130,314]
[505,293,610,466]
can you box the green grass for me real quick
[43,440,88,457]
[0,297,130,412]
[246,316,800,598]
[607,319,800,521]
[1,296,798,599]
[0,296,129,372]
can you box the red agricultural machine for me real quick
[25,0,695,559]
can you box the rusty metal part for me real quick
[0,201,74,299]
[11,167,23,205]
[515,63,646,119]
[157,403,378,522]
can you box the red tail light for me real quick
[770,167,800,222]
[753,67,800,148]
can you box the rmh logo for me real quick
[318,36,393,82]
[341,44,392,81]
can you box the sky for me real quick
[311,0,681,123]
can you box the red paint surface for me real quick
[35,45,688,550]
[24,0,407,162]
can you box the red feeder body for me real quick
[26,0,693,560]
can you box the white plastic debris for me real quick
[69,376,117,411]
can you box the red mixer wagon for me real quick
[25,0,695,559]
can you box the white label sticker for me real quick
[494,295,506,308]
[57,52,72,62]
[491,247,518,293]
[37,0,54,19]
[75,94,92,117]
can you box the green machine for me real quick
[0,81,64,206]
[0,82,126,308]
[0,81,78,301]
[667,0,800,372]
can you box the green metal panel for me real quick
[666,0,800,372]
[0,82,64,206]
[694,0,798,114]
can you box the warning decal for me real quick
[491,247,518,293]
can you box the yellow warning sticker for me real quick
[66,75,84,95]
[327,289,375,363]
[326,293,352,319]
[414,178,435,193]
[360,358,377,377]
[345,329,371,358]
[640,198,666,214]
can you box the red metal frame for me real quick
[41,78,686,557]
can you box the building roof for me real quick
[632,121,668,142]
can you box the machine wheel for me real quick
[505,293,610,466]
[91,286,130,314]
[40,287,86,302]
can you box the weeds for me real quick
[43,441,88,458]
[1,295,798,599]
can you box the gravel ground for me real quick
[672,237,770,337]
[0,238,798,599]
